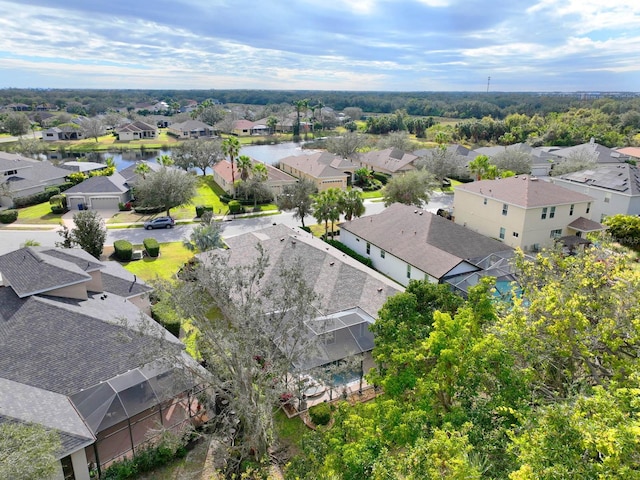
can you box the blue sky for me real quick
[0,0,639,92]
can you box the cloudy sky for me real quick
[1,0,639,92]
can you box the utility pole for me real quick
[487,76,491,93]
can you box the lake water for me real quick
[44,142,320,171]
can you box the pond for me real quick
[42,142,321,172]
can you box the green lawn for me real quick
[275,409,308,453]
[122,242,194,282]
[14,201,63,225]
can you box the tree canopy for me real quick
[134,166,198,216]
[382,169,437,207]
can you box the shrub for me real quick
[0,209,18,224]
[372,172,390,184]
[195,205,214,218]
[44,186,60,196]
[143,237,160,257]
[58,181,75,192]
[299,225,312,233]
[309,402,332,426]
[12,187,61,208]
[228,200,244,214]
[151,302,180,338]
[113,239,133,262]
[50,194,67,214]
[133,205,165,214]
[325,239,373,268]
[118,201,132,211]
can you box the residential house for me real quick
[279,152,356,191]
[119,160,163,187]
[63,172,131,210]
[473,143,557,177]
[356,147,418,176]
[167,120,216,139]
[616,146,640,161]
[42,125,85,141]
[198,224,403,377]
[548,138,631,166]
[61,161,110,175]
[212,159,297,196]
[115,121,158,141]
[0,153,69,208]
[340,203,514,290]
[0,247,205,479]
[550,163,640,221]
[454,175,603,251]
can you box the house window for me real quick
[366,242,370,255]
[550,206,556,218]
[513,232,519,237]
[550,229,562,239]
[499,227,506,240]
[3,169,17,176]
[407,264,411,279]
[541,207,547,219]
[380,250,385,259]
[502,204,508,216]
[570,204,574,216]
[586,202,591,214]
[483,198,488,205]
[356,238,360,242]
[604,193,611,203]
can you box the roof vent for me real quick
[377,287,383,292]
[330,262,335,266]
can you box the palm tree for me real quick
[293,99,309,139]
[312,188,342,238]
[222,137,241,197]
[250,162,269,207]
[236,155,253,182]
[339,189,365,221]
[157,154,174,167]
[468,154,491,181]
[266,116,278,135]
[134,162,151,179]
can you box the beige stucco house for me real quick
[212,159,297,196]
[115,121,158,141]
[453,175,603,252]
[278,152,356,191]
[356,147,418,176]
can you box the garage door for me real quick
[68,197,85,209]
[90,197,119,210]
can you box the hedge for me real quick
[325,239,373,268]
[143,238,160,257]
[0,209,18,224]
[195,205,214,218]
[228,200,244,214]
[12,186,65,208]
[372,172,390,184]
[151,302,180,338]
[309,402,332,426]
[133,205,165,215]
[113,239,133,262]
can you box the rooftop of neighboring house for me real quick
[554,163,640,196]
[119,160,163,184]
[116,120,157,132]
[455,175,594,208]
[63,172,129,194]
[548,139,630,164]
[60,161,108,173]
[198,224,403,319]
[169,119,214,131]
[357,147,418,173]
[213,159,297,184]
[279,151,356,178]
[341,202,512,279]
[0,153,70,191]
[616,146,640,160]
[0,246,196,458]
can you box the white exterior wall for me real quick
[340,229,432,286]
[71,449,91,480]
[550,178,640,221]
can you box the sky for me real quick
[0,0,639,92]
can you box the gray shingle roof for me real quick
[64,172,129,194]
[358,147,418,173]
[279,152,356,179]
[201,224,403,318]
[341,203,512,279]
[455,175,594,208]
[0,247,92,298]
[557,163,640,195]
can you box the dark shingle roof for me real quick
[64,172,128,194]
[0,247,92,297]
[557,163,640,195]
[341,203,511,279]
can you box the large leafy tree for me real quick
[276,178,317,228]
[603,214,640,250]
[57,210,107,259]
[81,117,105,142]
[173,139,224,175]
[382,169,437,207]
[325,132,368,159]
[167,247,319,475]
[0,421,61,480]
[4,112,31,136]
[134,166,197,216]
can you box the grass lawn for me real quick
[275,409,308,454]
[14,201,64,225]
[121,242,194,282]
[359,189,383,199]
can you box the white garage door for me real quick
[90,197,119,210]
[68,197,85,209]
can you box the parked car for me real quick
[143,216,175,230]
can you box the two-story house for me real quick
[453,175,604,251]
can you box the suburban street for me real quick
[0,193,453,255]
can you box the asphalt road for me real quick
[0,194,453,255]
